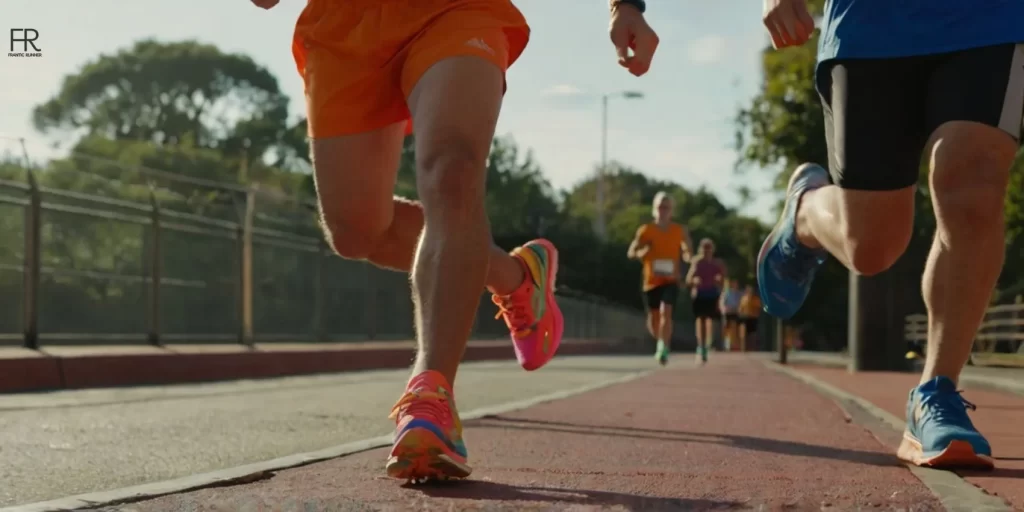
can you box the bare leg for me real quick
[793,163,916,276]
[739,321,747,352]
[920,122,1016,385]
[658,304,674,346]
[405,56,505,385]
[646,310,660,339]
[363,197,524,295]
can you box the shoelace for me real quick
[919,389,977,424]
[388,388,458,433]
[493,293,533,337]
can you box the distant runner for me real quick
[685,238,726,364]
[719,279,742,351]
[627,191,692,365]
[737,284,761,352]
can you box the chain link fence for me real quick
[0,148,664,348]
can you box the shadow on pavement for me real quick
[475,416,900,467]
[411,479,744,510]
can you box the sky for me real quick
[0,0,778,223]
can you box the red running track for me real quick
[798,364,1024,510]
[125,357,946,511]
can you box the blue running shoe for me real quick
[897,376,993,470]
[756,163,830,319]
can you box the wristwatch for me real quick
[611,0,646,14]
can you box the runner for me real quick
[253,0,658,483]
[758,0,1023,469]
[627,191,692,365]
[737,284,761,352]
[685,238,727,364]
[719,279,742,351]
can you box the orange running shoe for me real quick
[386,370,471,482]
[493,239,565,371]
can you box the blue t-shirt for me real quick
[818,0,1024,63]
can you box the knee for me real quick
[415,140,488,212]
[844,214,914,276]
[319,204,390,261]
[648,311,660,324]
[660,306,673,322]
[929,122,1013,236]
[839,190,915,276]
[845,226,912,276]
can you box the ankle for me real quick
[488,253,528,297]
[794,189,824,250]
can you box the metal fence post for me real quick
[313,240,327,342]
[238,188,255,347]
[365,265,377,340]
[22,169,41,350]
[147,191,162,346]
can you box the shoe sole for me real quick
[386,427,472,482]
[897,434,994,470]
[517,239,565,371]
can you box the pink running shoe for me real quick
[492,239,565,371]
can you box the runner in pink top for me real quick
[685,238,727,364]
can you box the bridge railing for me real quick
[0,161,665,348]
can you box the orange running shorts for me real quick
[292,0,530,139]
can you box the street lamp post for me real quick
[596,90,644,241]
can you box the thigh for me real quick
[311,124,406,235]
[926,43,1024,143]
[817,58,931,191]
[660,284,679,307]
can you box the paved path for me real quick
[0,355,654,507]
[796,364,1024,510]
[89,357,945,511]
[12,354,1024,511]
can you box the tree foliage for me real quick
[32,39,303,171]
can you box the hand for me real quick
[609,3,659,77]
[762,0,815,49]
[251,0,280,9]
[636,243,651,258]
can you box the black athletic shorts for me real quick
[724,312,740,324]
[691,295,719,320]
[816,43,1024,191]
[644,283,679,310]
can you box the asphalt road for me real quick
[0,355,659,507]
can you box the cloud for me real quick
[685,35,728,65]
[541,84,586,97]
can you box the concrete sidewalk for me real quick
[48,355,1024,511]
[0,338,618,393]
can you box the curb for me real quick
[0,338,622,393]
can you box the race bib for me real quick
[652,259,675,276]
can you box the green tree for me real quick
[33,39,296,174]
